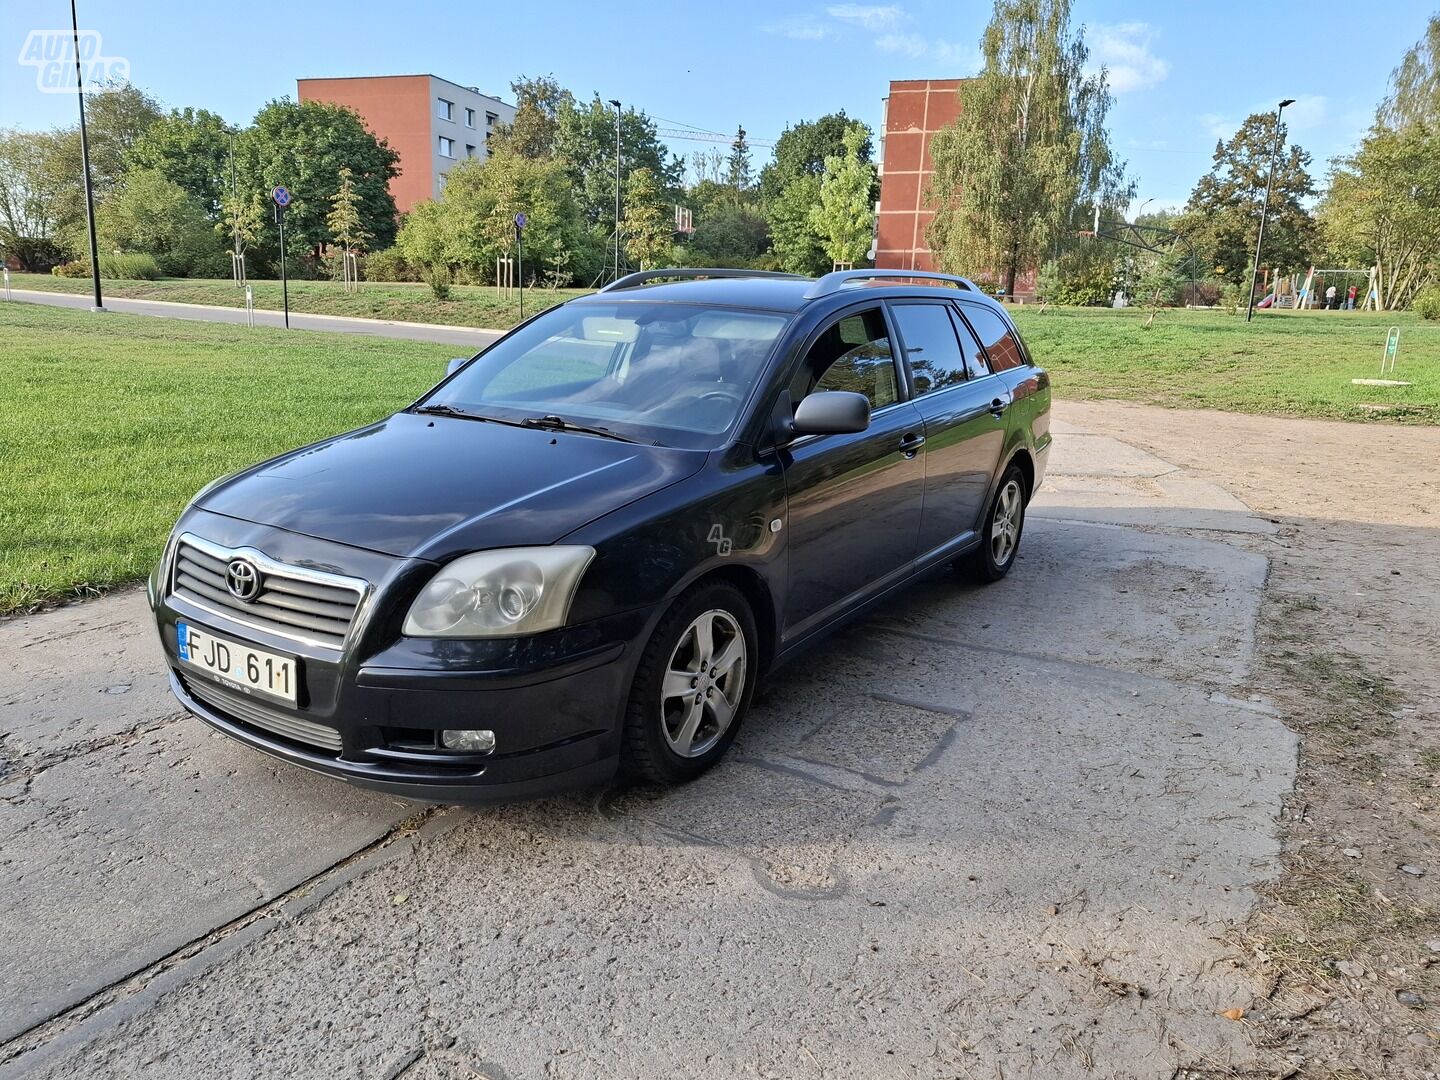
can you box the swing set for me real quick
[1259,265,1378,310]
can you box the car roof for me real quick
[567,269,1013,318]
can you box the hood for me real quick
[197,412,707,561]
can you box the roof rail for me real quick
[802,269,979,299]
[598,268,808,293]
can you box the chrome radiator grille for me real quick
[170,535,365,651]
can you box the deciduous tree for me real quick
[926,0,1129,295]
[93,168,222,275]
[128,106,232,214]
[623,166,673,269]
[767,173,826,275]
[555,95,681,243]
[1320,122,1440,309]
[0,127,74,269]
[1180,112,1316,285]
[810,124,876,267]
[235,98,399,256]
[490,75,573,158]
[1380,14,1440,130]
[759,113,872,204]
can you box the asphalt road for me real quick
[0,407,1297,1079]
[5,288,505,350]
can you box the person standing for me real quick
[1325,284,1338,310]
[1346,284,1357,310]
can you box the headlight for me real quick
[402,546,595,638]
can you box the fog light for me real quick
[441,729,496,753]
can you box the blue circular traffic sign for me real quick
[272,186,291,208]
[514,212,527,229]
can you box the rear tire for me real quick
[959,464,1028,584]
[622,580,757,785]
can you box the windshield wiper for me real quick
[519,414,638,443]
[412,402,480,419]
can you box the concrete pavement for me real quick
[0,408,1298,1079]
[4,288,505,350]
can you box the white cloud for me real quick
[1282,94,1327,130]
[1199,95,1328,144]
[1087,22,1169,94]
[826,4,905,31]
[762,16,835,40]
[875,32,980,71]
[1199,112,1231,141]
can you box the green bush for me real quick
[1412,285,1440,320]
[184,251,236,279]
[51,253,162,280]
[364,246,417,283]
[422,264,452,300]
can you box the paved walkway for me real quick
[0,406,1300,1079]
[4,288,505,350]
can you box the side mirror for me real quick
[446,357,469,376]
[790,391,871,436]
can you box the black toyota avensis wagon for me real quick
[150,269,1051,801]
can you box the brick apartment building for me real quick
[297,75,515,213]
[875,78,1033,297]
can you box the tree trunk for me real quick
[1004,237,1020,300]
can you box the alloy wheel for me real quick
[660,608,746,758]
[990,479,1023,567]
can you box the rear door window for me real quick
[890,303,967,397]
[959,305,1028,372]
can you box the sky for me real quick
[2,0,1433,210]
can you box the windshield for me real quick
[420,302,791,448]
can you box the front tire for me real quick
[960,464,1028,583]
[622,580,757,785]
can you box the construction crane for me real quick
[654,127,775,148]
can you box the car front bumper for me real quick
[152,512,647,803]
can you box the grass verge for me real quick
[1011,305,1440,424]
[0,303,450,615]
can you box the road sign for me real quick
[514,212,527,230]
[272,185,291,208]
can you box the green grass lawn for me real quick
[7,271,585,331]
[0,302,452,615]
[1,299,1437,616]
[1011,305,1439,423]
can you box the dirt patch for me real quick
[1060,401,1440,1076]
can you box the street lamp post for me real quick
[609,99,622,283]
[1245,98,1295,322]
[70,0,102,311]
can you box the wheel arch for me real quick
[663,561,779,676]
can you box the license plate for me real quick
[177,621,297,704]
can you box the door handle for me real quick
[988,397,1009,418]
[898,433,926,457]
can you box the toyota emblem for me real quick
[225,558,261,602]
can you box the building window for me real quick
[485,111,498,126]
[465,144,477,158]
[437,98,454,121]
[439,136,455,158]
[438,172,447,191]
[465,107,475,127]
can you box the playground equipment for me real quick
[1282,266,1375,310]
[1351,326,1411,387]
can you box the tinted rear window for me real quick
[961,306,1028,372]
